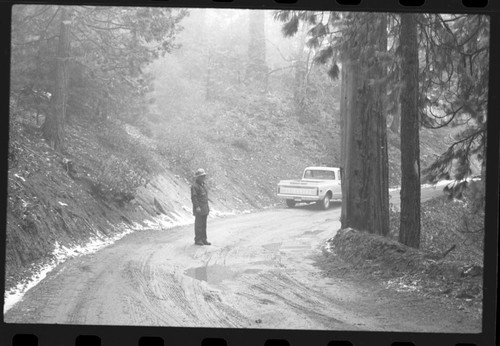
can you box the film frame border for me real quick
[0,0,497,345]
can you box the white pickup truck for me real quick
[277,166,342,210]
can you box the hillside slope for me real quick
[5,91,458,294]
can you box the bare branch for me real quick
[19,5,52,23]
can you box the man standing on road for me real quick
[191,168,211,246]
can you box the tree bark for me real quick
[340,14,390,236]
[201,10,214,101]
[42,7,70,151]
[293,25,308,118]
[399,13,421,248]
[390,92,401,134]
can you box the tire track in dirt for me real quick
[66,247,136,324]
[247,270,358,330]
[120,246,203,326]
[5,200,480,332]
[181,244,257,328]
[113,239,254,327]
[181,226,355,329]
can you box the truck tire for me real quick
[318,194,330,210]
[286,199,296,208]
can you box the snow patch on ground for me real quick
[323,237,335,254]
[421,177,481,190]
[3,221,136,314]
[137,209,241,230]
[210,209,251,218]
[390,179,459,192]
[140,212,192,230]
[13,173,26,182]
[3,208,245,314]
[385,276,423,293]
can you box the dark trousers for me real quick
[194,214,208,243]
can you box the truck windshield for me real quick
[304,170,335,180]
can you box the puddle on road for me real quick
[184,264,263,284]
[185,265,235,284]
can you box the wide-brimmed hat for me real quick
[194,168,207,177]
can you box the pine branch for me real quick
[314,46,333,65]
[327,63,340,80]
[266,65,295,75]
[282,15,300,37]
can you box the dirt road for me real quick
[4,187,480,332]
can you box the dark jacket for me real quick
[191,179,210,216]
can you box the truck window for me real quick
[304,170,335,180]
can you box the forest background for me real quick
[5,6,489,309]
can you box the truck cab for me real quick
[277,166,342,210]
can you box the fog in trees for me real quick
[11,5,188,151]
[10,5,489,250]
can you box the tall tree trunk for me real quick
[399,13,421,248]
[246,10,268,88]
[339,61,347,182]
[340,14,390,236]
[203,10,214,101]
[42,7,70,151]
[390,91,401,134]
[294,25,307,118]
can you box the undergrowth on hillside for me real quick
[388,181,485,265]
[231,138,250,151]
[321,191,484,322]
[91,119,158,204]
[6,101,160,278]
[155,125,208,174]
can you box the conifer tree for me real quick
[11,5,187,149]
[246,10,268,88]
[419,14,489,195]
[399,13,420,248]
[41,7,70,150]
[276,11,390,236]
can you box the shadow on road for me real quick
[283,200,342,211]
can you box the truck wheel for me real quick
[318,194,330,210]
[286,199,296,208]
